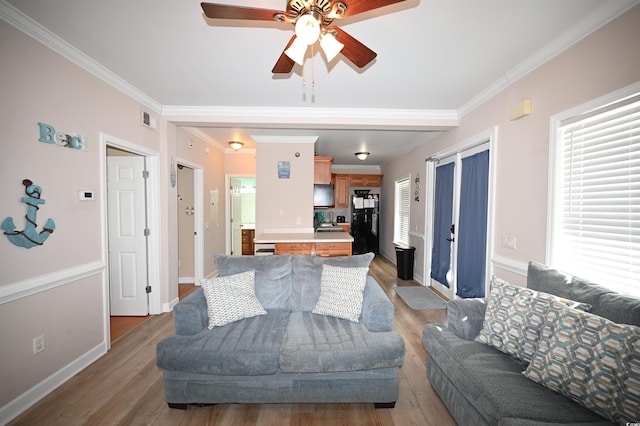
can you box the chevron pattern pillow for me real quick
[201,270,267,328]
[312,265,369,322]
[524,300,640,424]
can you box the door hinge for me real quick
[142,170,150,179]
[146,285,152,294]
[144,228,151,236]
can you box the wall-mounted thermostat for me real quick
[78,190,96,201]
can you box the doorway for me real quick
[177,164,195,284]
[101,133,162,347]
[425,129,495,300]
[228,176,256,255]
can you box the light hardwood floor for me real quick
[10,256,455,426]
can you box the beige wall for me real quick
[0,18,164,411]
[381,6,640,286]
[255,139,315,235]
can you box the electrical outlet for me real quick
[33,335,45,355]
[296,217,301,225]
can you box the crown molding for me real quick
[252,135,318,144]
[162,106,459,130]
[0,0,163,114]
[458,0,640,118]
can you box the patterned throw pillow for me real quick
[312,265,369,322]
[476,278,591,362]
[523,300,640,424]
[201,270,267,328]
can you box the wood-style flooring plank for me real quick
[10,256,455,426]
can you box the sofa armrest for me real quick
[173,288,208,335]
[446,298,487,340]
[360,276,394,332]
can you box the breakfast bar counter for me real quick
[254,232,353,256]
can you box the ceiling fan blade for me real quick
[272,36,297,74]
[340,0,407,18]
[201,3,284,21]
[331,27,377,68]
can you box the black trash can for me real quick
[394,244,415,280]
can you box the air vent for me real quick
[140,109,156,129]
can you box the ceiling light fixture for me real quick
[284,10,344,66]
[355,152,370,161]
[228,141,244,151]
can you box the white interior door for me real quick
[107,155,148,316]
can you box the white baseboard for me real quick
[178,276,195,284]
[0,342,107,424]
[163,297,180,312]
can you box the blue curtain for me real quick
[430,162,454,287]
[457,150,489,298]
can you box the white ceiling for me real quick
[3,0,635,165]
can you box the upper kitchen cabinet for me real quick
[333,174,349,208]
[349,174,382,187]
[314,156,333,184]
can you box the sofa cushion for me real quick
[524,300,640,424]
[201,270,267,328]
[156,310,290,376]
[423,325,607,424]
[527,261,640,326]
[475,278,590,363]
[291,253,375,311]
[312,264,369,322]
[214,254,293,310]
[280,311,405,373]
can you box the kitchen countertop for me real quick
[254,232,353,244]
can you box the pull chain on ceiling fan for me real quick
[201,0,407,74]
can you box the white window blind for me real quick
[394,177,411,246]
[551,92,640,296]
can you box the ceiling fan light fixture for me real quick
[355,152,370,161]
[320,32,344,62]
[294,13,321,45]
[228,141,244,151]
[284,37,308,65]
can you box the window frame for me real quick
[547,82,640,297]
[394,176,411,246]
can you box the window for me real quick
[394,177,411,246]
[549,86,640,297]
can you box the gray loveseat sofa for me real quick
[156,253,405,409]
[422,261,640,425]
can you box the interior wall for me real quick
[381,5,640,286]
[0,18,162,415]
[255,139,315,236]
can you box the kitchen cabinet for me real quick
[241,229,255,255]
[314,156,333,184]
[274,242,352,257]
[315,242,351,257]
[349,174,382,187]
[333,174,349,208]
[337,224,350,233]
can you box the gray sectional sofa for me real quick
[156,253,405,409]
[422,261,640,425]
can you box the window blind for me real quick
[554,93,640,296]
[395,177,410,246]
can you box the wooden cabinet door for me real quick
[334,174,349,207]
[349,174,381,187]
[274,242,313,255]
[314,156,333,184]
[315,242,352,257]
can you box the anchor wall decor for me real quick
[2,179,56,248]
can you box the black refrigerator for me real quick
[351,190,379,255]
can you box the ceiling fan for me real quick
[201,0,407,73]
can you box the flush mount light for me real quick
[228,141,244,151]
[355,152,370,161]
